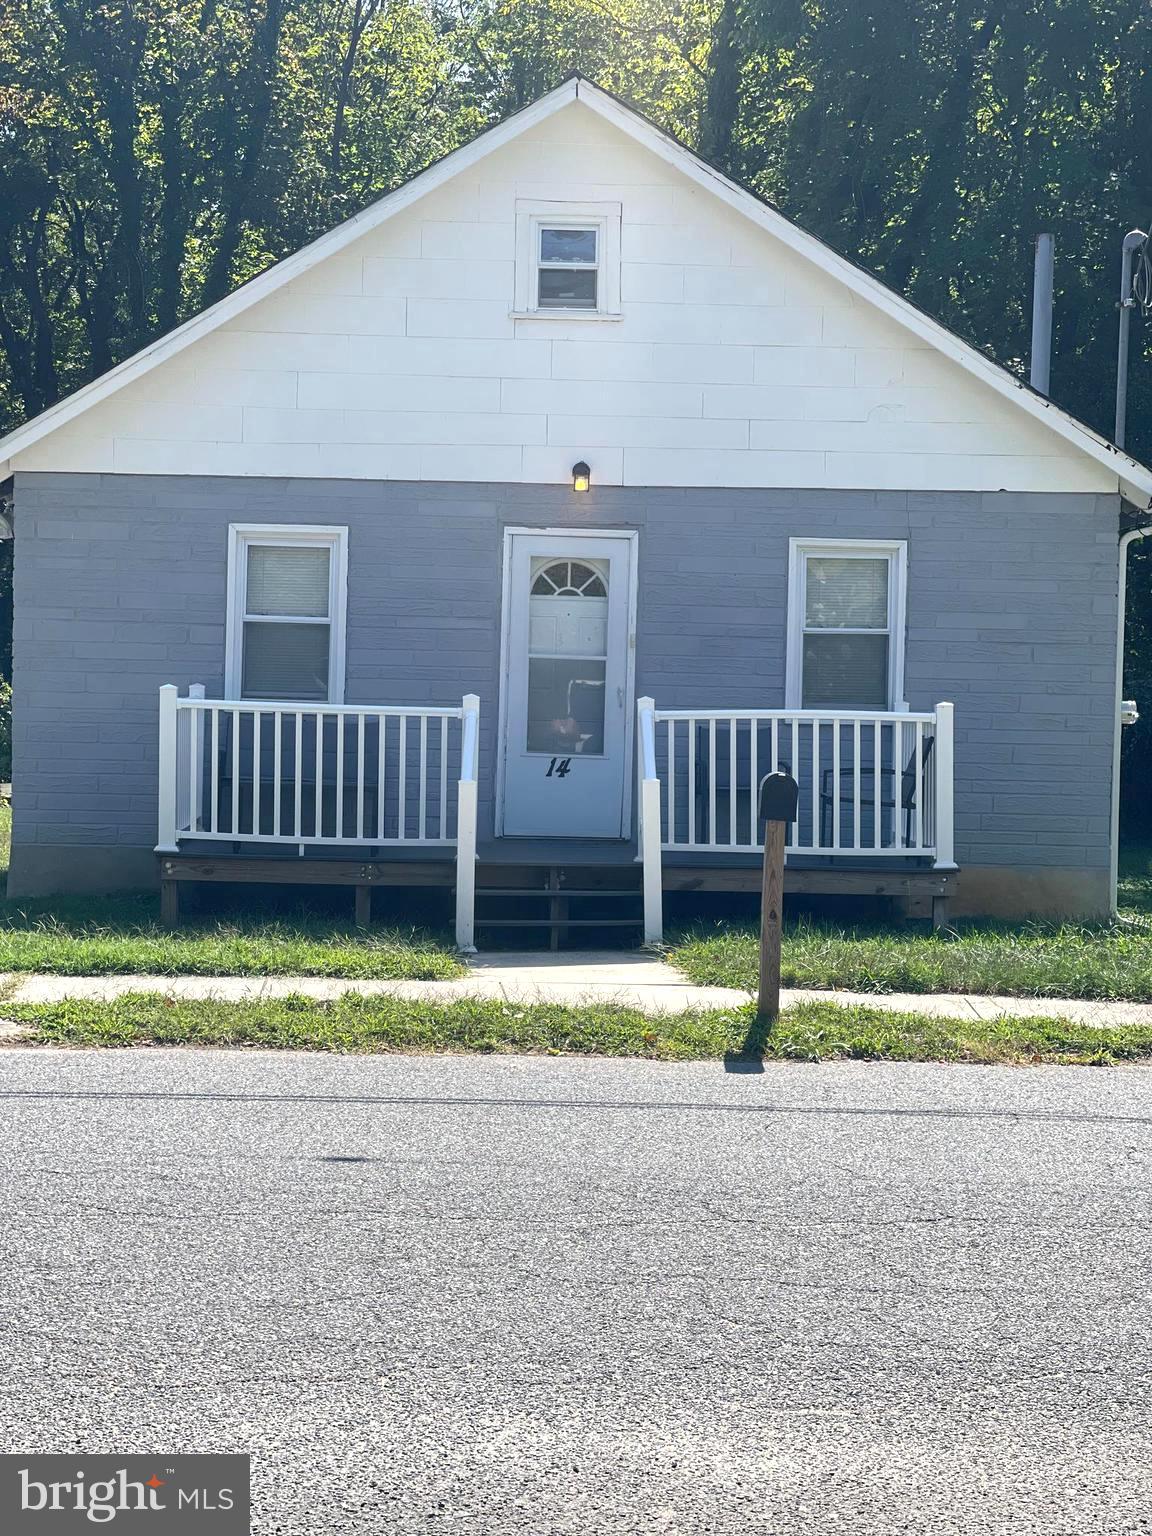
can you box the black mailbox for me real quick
[759,771,799,825]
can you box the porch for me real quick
[155,686,957,947]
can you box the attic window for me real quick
[514,201,621,319]
[538,227,598,311]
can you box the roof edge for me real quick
[0,79,582,473]
[1,71,1149,500]
[573,79,1152,502]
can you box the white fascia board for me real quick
[575,80,1152,504]
[0,80,582,478]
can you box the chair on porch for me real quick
[206,712,371,840]
[690,722,792,843]
[818,734,933,849]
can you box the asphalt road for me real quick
[0,1048,1149,1536]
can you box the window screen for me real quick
[526,556,609,753]
[801,555,892,708]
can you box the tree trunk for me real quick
[201,0,285,306]
[878,3,1008,292]
[698,0,741,168]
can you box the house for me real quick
[0,76,1149,949]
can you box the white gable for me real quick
[3,80,1148,500]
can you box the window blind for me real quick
[805,557,888,629]
[802,554,892,707]
[246,544,330,618]
[241,622,330,701]
[802,634,889,709]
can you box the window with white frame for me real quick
[514,201,621,317]
[538,225,600,310]
[786,539,907,710]
[226,525,348,702]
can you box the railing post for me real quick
[933,701,957,868]
[187,683,205,834]
[455,693,480,953]
[155,683,180,854]
[637,696,663,945]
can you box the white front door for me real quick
[499,530,636,838]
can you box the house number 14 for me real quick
[546,757,572,778]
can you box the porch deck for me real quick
[158,848,954,934]
[155,687,957,944]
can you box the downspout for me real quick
[1116,229,1148,450]
[1112,524,1152,914]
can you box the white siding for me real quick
[10,101,1115,493]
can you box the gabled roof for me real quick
[2,74,1150,503]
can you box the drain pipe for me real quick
[1116,229,1148,449]
[1112,525,1152,913]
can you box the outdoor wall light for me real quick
[571,461,591,492]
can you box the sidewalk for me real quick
[2,951,1150,1027]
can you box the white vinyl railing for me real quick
[454,694,480,953]
[637,695,663,945]
[156,686,481,948]
[636,699,956,942]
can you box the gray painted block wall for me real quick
[9,473,1121,906]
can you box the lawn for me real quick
[670,845,1152,1001]
[1,785,1150,998]
[0,803,463,979]
[7,990,1152,1066]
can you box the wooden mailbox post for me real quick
[757,771,799,1024]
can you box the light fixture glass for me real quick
[571,461,591,492]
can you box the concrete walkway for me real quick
[0,950,1149,1027]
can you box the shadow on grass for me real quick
[723,1011,774,1074]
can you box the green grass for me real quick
[6,991,1152,1066]
[0,797,11,875]
[670,910,1152,1003]
[0,803,461,978]
[1118,840,1152,915]
[0,901,464,978]
[666,838,1152,1004]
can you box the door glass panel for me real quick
[531,560,606,597]
[527,658,606,754]
[529,599,607,657]
[525,555,609,754]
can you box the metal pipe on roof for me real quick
[1115,229,1148,449]
[1029,233,1054,395]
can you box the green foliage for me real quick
[2,0,1152,763]
[1,2,1147,447]
[9,989,1152,1065]
[0,0,713,424]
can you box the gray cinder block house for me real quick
[1,77,1149,947]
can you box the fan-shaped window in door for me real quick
[526,557,609,754]
[530,560,607,598]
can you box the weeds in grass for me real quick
[0,894,463,979]
[670,914,1152,1001]
[8,991,1152,1066]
